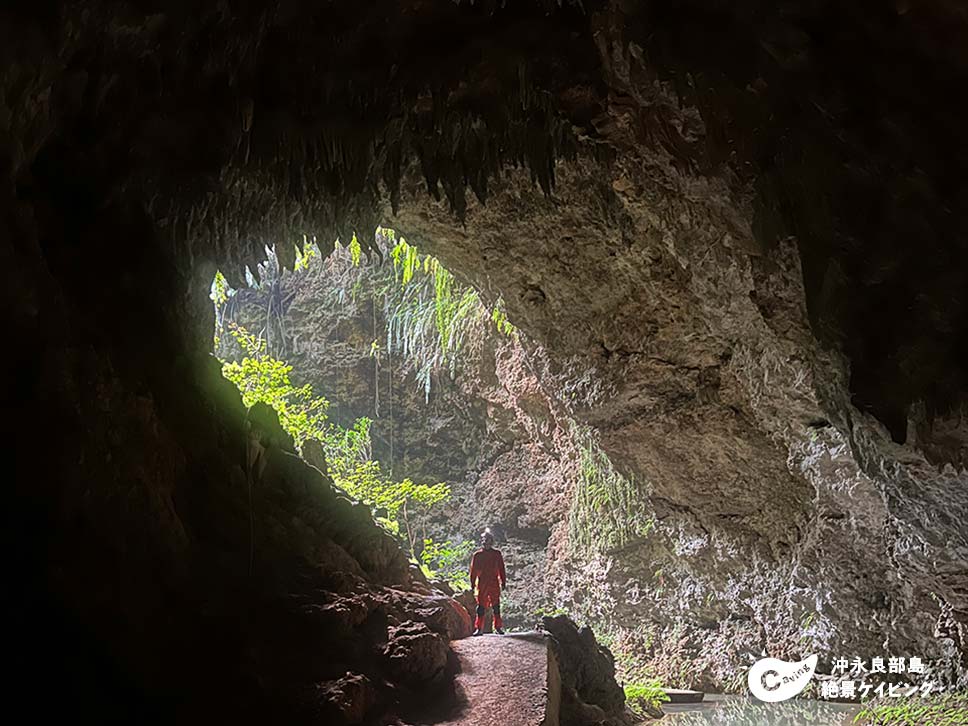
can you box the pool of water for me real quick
[662,695,861,725]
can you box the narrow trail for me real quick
[436,632,559,726]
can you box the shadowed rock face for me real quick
[4,0,968,719]
[543,615,627,723]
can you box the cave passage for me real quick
[8,1,968,724]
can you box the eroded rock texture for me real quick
[393,148,968,689]
[543,615,629,725]
[4,0,968,720]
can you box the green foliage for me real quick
[384,269,480,400]
[855,694,968,725]
[624,680,670,711]
[348,234,363,267]
[222,323,330,449]
[420,538,475,591]
[390,235,421,285]
[380,233,517,399]
[210,269,236,350]
[278,228,516,399]
[568,430,657,555]
[211,270,230,307]
[218,321,449,561]
[491,299,516,336]
[591,623,674,709]
[386,234,516,342]
[294,236,320,271]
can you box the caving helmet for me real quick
[480,528,495,548]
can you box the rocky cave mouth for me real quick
[8,1,968,725]
[207,230,646,633]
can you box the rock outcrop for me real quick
[543,616,631,726]
[385,621,451,688]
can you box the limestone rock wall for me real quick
[391,149,968,690]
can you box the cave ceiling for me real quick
[5,0,968,437]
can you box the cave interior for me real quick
[5,0,968,724]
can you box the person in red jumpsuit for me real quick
[470,528,506,635]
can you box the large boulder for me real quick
[543,615,631,726]
[384,621,450,688]
[315,672,379,725]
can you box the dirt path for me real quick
[435,632,558,726]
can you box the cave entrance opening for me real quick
[206,229,531,617]
[205,227,661,644]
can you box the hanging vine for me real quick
[380,230,516,399]
[215,231,517,402]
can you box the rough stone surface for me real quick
[385,620,451,687]
[441,633,559,726]
[316,673,380,725]
[543,616,630,725]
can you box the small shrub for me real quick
[420,538,475,591]
[624,680,670,712]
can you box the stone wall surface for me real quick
[393,153,968,689]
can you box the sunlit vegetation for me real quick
[210,269,231,349]
[532,604,569,618]
[378,229,516,399]
[623,680,670,713]
[419,538,475,591]
[213,312,463,582]
[567,430,656,555]
[855,694,968,725]
[383,250,481,399]
[235,231,516,401]
[222,323,334,450]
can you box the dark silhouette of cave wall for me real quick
[4,0,968,714]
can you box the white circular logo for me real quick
[747,654,818,702]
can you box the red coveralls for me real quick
[470,547,506,631]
